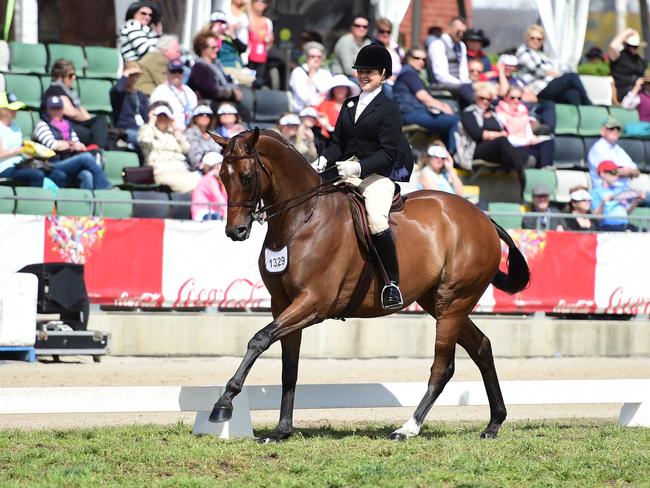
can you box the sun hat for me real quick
[0,92,25,110]
[464,28,490,48]
[497,54,518,67]
[217,103,238,115]
[570,189,591,201]
[45,95,64,109]
[202,151,224,167]
[326,74,361,99]
[597,160,619,174]
[278,113,301,126]
[625,32,647,47]
[427,145,448,158]
[193,104,213,117]
[299,107,318,118]
[153,105,173,118]
[210,10,228,23]
[532,184,550,196]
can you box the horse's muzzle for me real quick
[226,224,251,241]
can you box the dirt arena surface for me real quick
[1,356,648,430]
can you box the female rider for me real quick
[312,43,413,310]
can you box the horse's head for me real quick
[210,128,269,241]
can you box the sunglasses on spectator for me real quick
[469,69,481,73]
[411,55,427,61]
[207,44,219,50]
[353,23,369,29]
[138,10,153,17]
[606,170,618,175]
[377,29,391,34]
[307,54,323,59]
[66,73,77,79]
[606,126,621,131]
[508,96,521,100]
[477,95,492,102]
[529,36,544,41]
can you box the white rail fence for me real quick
[1,379,648,438]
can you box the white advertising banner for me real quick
[0,215,45,273]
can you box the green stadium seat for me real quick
[488,202,523,229]
[554,104,579,135]
[47,43,86,74]
[77,77,113,113]
[84,46,120,80]
[103,150,140,186]
[56,188,93,216]
[14,110,35,137]
[630,207,650,231]
[93,189,133,218]
[609,106,641,135]
[9,42,48,74]
[0,185,15,214]
[523,168,557,203]
[14,187,55,215]
[577,105,609,136]
[3,73,42,109]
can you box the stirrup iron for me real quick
[381,282,403,310]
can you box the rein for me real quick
[223,137,339,224]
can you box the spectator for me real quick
[591,160,641,231]
[135,35,182,96]
[214,103,246,138]
[191,152,228,221]
[332,15,371,77]
[298,106,330,152]
[516,24,592,105]
[424,26,443,52]
[419,144,464,195]
[495,85,554,167]
[226,0,250,49]
[608,28,647,103]
[496,53,556,134]
[620,67,650,122]
[0,92,52,187]
[276,113,317,161]
[585,46,605,64]
[563,186,598,232]
[457,82,530,171]
[247,0,274,88]
[428,17,471,100]
[393,47,459,153]
[372,17,404,97]
[464,28,494,77]
[468,59,488,82]
[109,60,149,151]
[184,104,222,172]
[289,41,333,112]
[188,31,250,122]
[33,96,112,190]
[41,59,110,149]
[522,184,565,231]
[587,118,645,192]
[209,11,246,69]
[316,74,360,131]
[137,104,200,193]
[118,1,161,62]
[150,60,198,131]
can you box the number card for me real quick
[264,246,288,274]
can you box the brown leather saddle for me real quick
[337,184,406,318]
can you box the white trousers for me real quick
[343,173,395,234]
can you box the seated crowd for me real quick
[2,2,650,229]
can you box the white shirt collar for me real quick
[358,85,383,104]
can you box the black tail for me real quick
[490,220,530,294]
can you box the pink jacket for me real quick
[191,170,228,221]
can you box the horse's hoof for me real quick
[389,432,407,442]
[257,431,292,444]
[209,404,233,423]
[480,431,498,439]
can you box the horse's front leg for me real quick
[209,293,321,423]
[258,330,302,443]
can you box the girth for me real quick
[338,185,406,318]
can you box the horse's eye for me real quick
[240,172,252,186]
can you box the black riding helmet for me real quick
[352,43,392,79]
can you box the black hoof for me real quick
[480,431,498,439]
[209,404,233,423]
[389,432,407,442]
[257,431,292,444]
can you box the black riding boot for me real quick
[371,229,403,310]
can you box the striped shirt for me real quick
[119,19,160,62]
[33,120,80,149]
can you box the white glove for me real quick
[311,156,327,172]
[336,159,361,178]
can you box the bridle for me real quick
[223,133,338,224]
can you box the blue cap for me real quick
[167,60,184,73]
[46,95,64,109]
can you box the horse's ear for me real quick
[209,131,228,148]
[249,126,260,147]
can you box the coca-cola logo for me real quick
[113,291,164,308]
[173,278,269,309]
[605,287,650,315]
[552,298,595,314]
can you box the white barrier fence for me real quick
[1,380,648,438]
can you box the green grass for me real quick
[1,420,649,487]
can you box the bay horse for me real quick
[209,128,530,442]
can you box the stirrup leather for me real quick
[381,282,403,310]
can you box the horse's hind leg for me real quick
[457,317,507,438]
[389,291,464,441]
[257,330,303,443]
[210,293,320,424]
